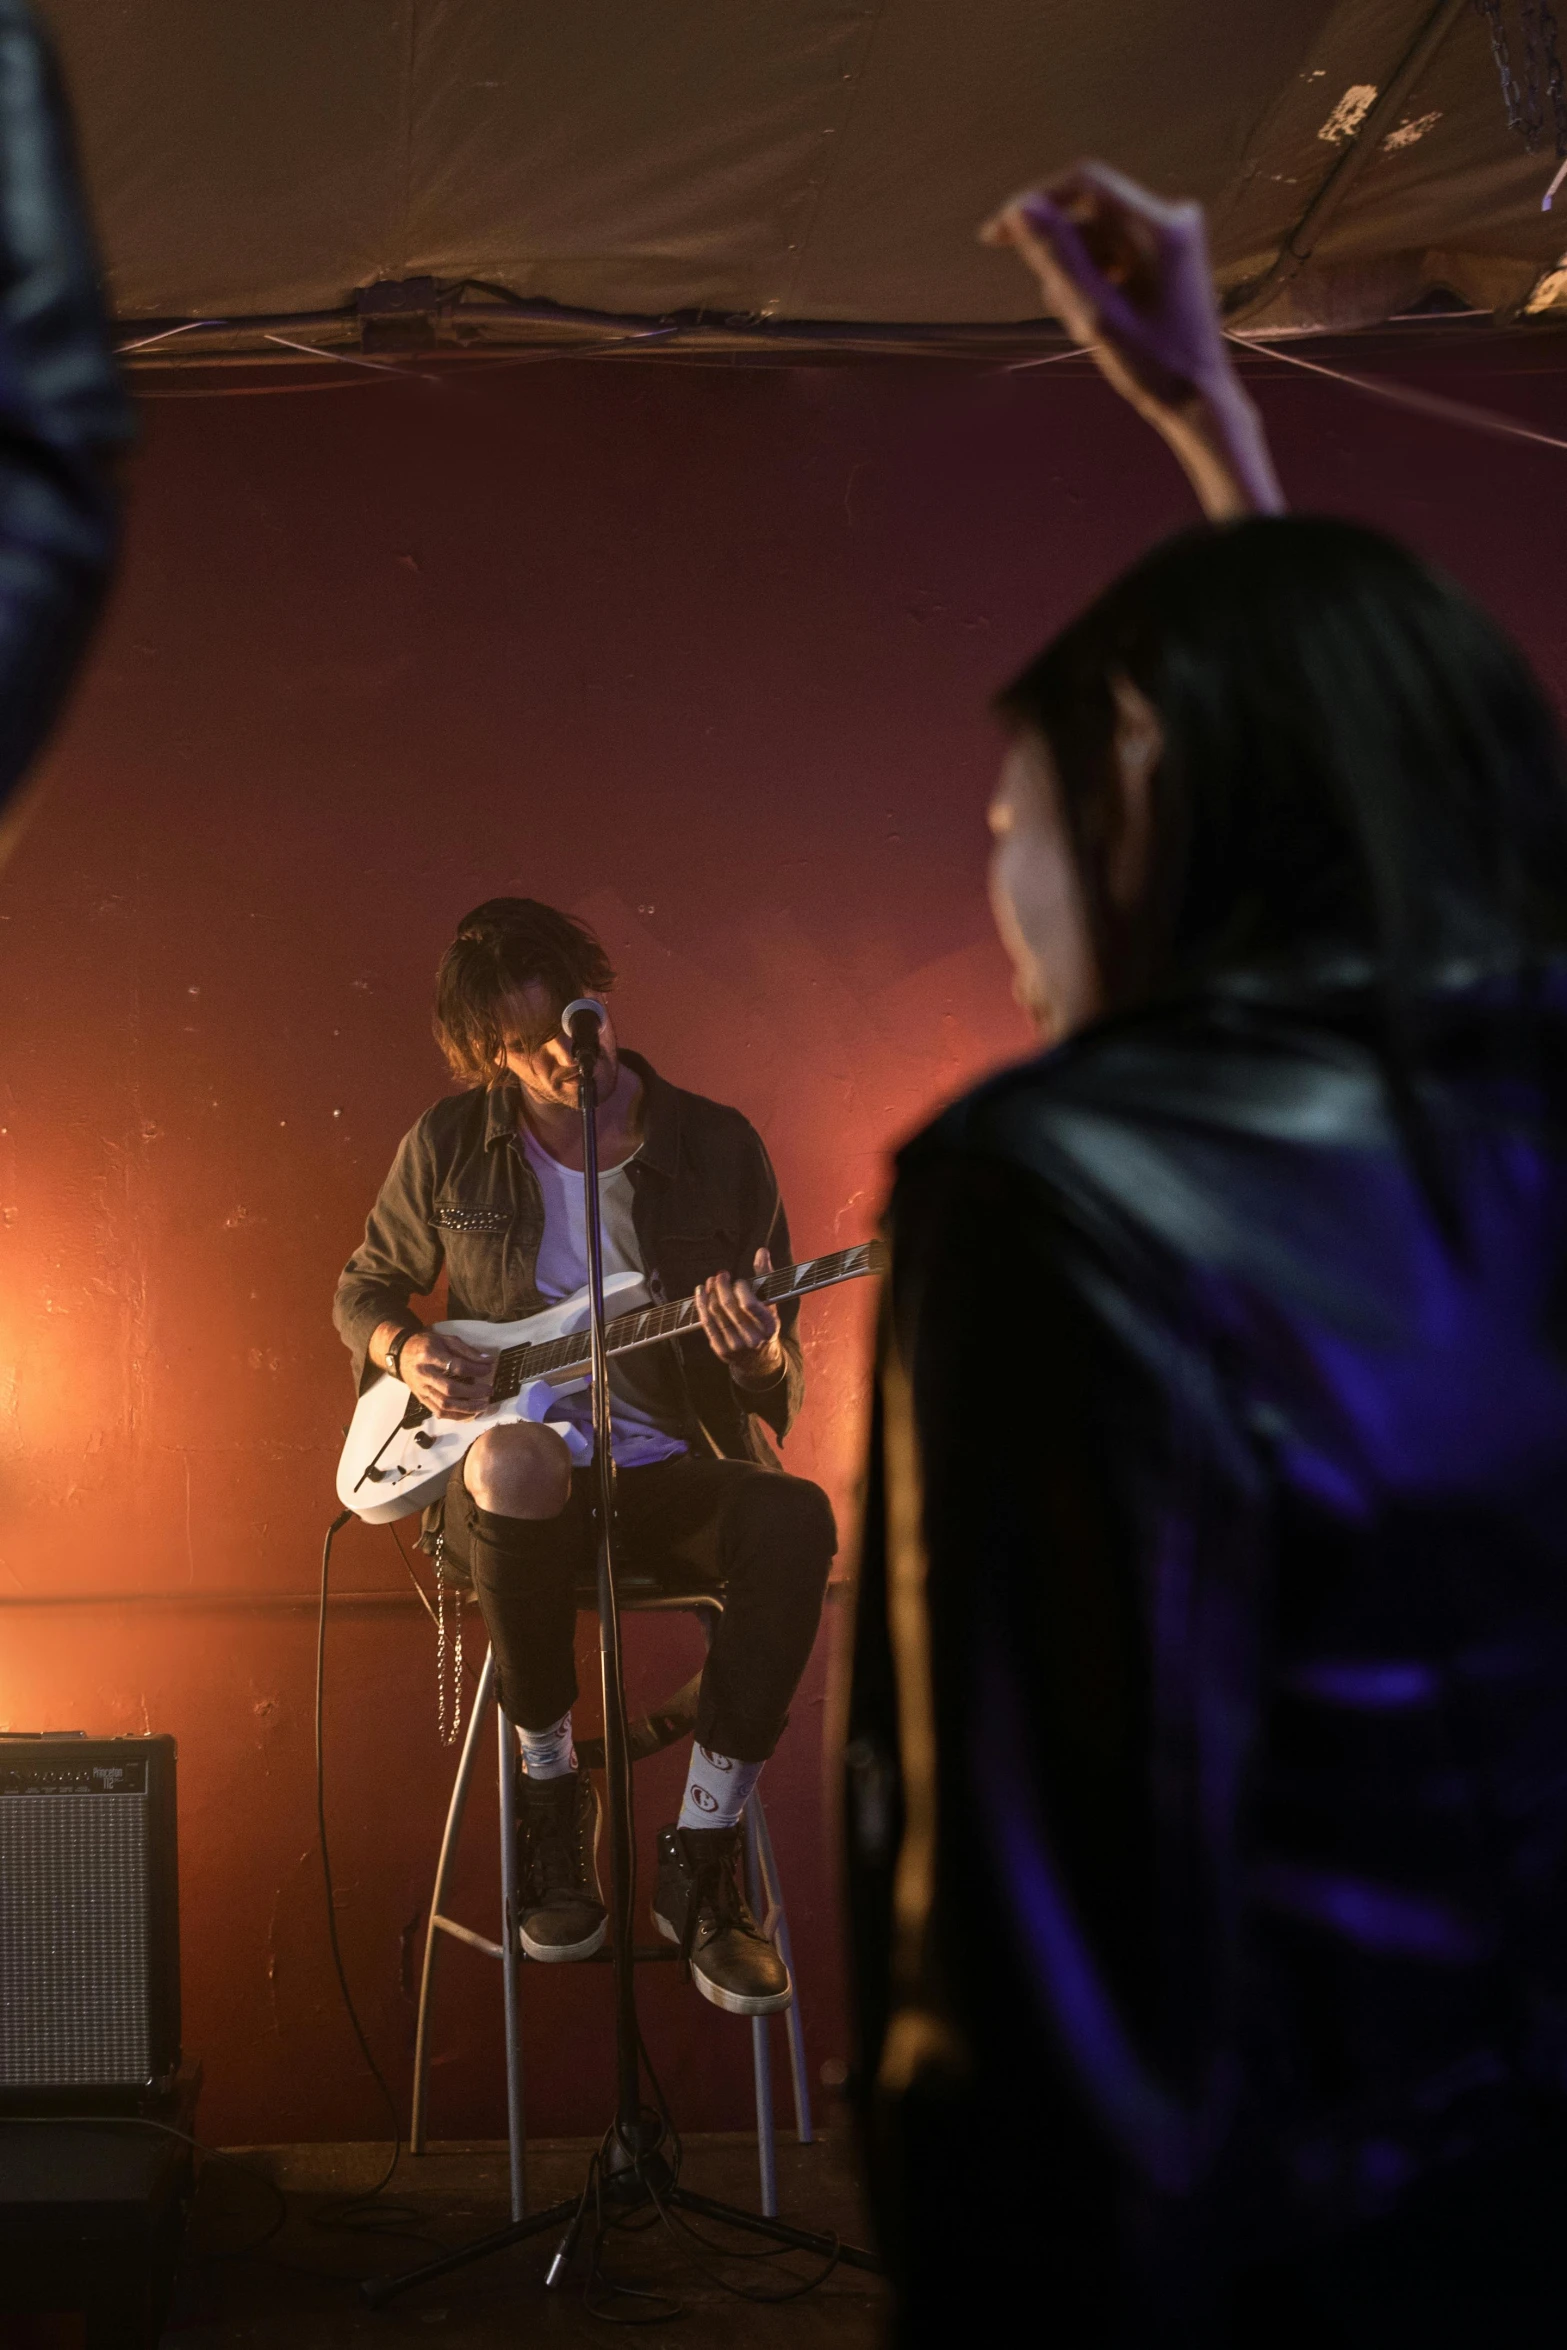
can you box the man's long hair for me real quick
[433,897,616,1087]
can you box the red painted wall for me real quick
[2,333,1564,2144]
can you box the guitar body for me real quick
[333,1237,884,1525]
[336,1271,648,1524]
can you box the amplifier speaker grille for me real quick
[0,1792,152,2086]
[0,1737,179,2099]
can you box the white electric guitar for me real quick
[336,1239,887,1523]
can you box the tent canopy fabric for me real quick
[37,0,1567,357]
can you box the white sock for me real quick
[677,1743,762,1832]
[517,1712,575,1779]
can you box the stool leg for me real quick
[412,1646,499,2156]
[743,1807,779,2217]
[498,1698,527,2221]
[751,1796,814,2146]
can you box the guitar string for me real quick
[488,1242,877,1398]
[375,1243,882,1466]
[492,1244,873,1390]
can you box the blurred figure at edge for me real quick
[0,0,127,871]
[846,164,1567,2347]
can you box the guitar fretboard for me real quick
[490,1239,885,1399]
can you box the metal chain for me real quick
[434,1533,464,1748]
[1523,0,1547,144]
[1475,0,1567,154]
[1540,0,1567,152]
[1476,0,1528,137]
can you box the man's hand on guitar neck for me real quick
[694,1249,787,1390]
[371,1319,495,1419]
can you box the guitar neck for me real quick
[493,1238,886,1394]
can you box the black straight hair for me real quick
[996,516,1567,1015]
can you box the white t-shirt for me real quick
[519,1124,687,1470]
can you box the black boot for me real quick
[651,1823,792,2016]
[516,1768,606,1962]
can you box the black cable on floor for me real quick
[644,2161,843,2304]
[584,2137,682,2324]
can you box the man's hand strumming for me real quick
[398,1329,496,1420]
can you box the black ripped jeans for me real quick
[436,1453,837,1763]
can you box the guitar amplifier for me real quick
[0,1735,180,2107]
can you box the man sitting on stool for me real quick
[333,897,836,2016]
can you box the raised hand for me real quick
[980,161,1283,518]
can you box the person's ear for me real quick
[1106,673,1163,911]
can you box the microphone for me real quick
[561,996,607,1072]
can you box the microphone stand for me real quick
[363,1017,877,2311]
[573,1027,659,2181]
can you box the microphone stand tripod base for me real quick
[361,2157,878,2311]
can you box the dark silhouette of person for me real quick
[848,164,1567,2348]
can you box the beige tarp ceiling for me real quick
[36,0,1567,362]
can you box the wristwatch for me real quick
[385,1326,418,1382]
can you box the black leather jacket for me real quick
[849,969,1567,2331]
[0,1,127,841]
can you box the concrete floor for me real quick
[161,2132,886,2347]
